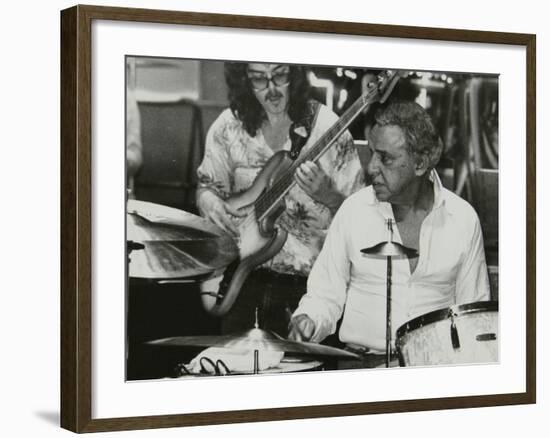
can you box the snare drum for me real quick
[396,301,498,367]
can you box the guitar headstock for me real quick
[364,69,404,105]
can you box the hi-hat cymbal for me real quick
[360,241,418,259]
[148,327,359,359]
[361,218,418,259]
[127,200,238,279]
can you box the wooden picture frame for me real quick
[60,4,536,433]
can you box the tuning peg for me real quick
[377,70,392,81]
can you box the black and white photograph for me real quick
[3,0,546,435]
[51,1,538,434]
[125,56,500,380]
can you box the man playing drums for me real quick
[288,101,490,367]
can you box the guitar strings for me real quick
[257,82,379,212]
[231,76,389,233]
[236,106,356,231]
[235,99,363,232]
[255,86,375,218]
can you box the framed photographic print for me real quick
[60,4,536,433]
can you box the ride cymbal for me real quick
[148,327,359,359]
[127,200,238,279]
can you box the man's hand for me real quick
[197,190,246,237]
[295,161,344,211]
[288,314,316,342]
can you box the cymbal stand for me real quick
[383,220,394,367]
[253,308,260,374]
[361,219,418,367]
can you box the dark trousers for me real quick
[221,269,307,337]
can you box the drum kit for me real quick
[127,200,358,375]
[150,310,360,375]
[128,201,498,376]
[361,218,498,368]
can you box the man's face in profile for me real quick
[367,124,419,204]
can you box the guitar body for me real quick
[205,150,294,316]
[229,150,295,250]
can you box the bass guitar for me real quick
[202,70,401,316]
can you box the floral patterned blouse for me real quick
[197,103,364,276]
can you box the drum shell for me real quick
[396,301,499,367]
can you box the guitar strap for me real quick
[289,100,320,160]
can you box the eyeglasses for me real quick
[247,69,290,91]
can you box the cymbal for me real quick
[148,327,359,359]
[127,200,239,279]
[361,241,418,259]
[361,218,418,259]
[128,199,226,240]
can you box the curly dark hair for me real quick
[224,62,311,136]
[373,101,443,169]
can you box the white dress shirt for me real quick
[294,171,490,352]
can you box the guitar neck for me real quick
[255,88,377,220]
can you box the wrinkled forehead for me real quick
[369,124,408,152]
[247,63,288,74]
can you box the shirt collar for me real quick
[366,169,448,212]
